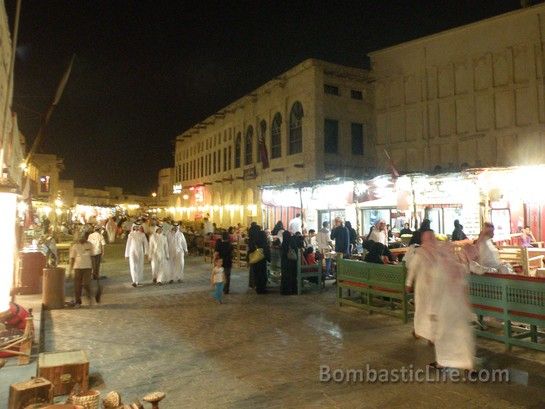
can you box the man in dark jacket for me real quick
[330,217,350,258]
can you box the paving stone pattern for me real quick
[40,243,545,408]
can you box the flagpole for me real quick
[20,55,75,235]
[0,0,21,183]
[24,54,75,166]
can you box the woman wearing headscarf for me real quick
[409,219,431,246]
[345,221,358,249]
[280,230,293,295]
[271,221,285,244]
[287,232,305,294]
[253,230,271,294]
[247,223,261,288]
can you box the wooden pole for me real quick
[299,187,304,230]
[0,0,21,181]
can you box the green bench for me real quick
[469,273,545,351]
[337,259,413,323]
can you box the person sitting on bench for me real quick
[362,240,396,264]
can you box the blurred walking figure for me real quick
[407,229,476,370]
[167,223,188,283]
[149,226,169,284]
[106,217,117,243]
[405,229,439,343]
[125,223,149,287]
[430,240,475,370]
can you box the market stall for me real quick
[355,173,481,238]
[261,179,356,231]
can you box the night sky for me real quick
[6,0,527,195]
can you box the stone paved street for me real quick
[37,243,545,408]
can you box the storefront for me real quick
[477,166,545,243]
[261,180,356,231]
[356,173,481,237]
[72,204,117,224]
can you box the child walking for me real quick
[211,258,225,304]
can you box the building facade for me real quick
[370,3,545,173]
[27,153,64,204]
[0,0,24,189]
[173,59,373,227]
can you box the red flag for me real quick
[259,128,269,169]
[384,149,400,179]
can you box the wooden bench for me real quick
[296,250,322,295]
[498,245,543,275]
[337,259,413,323]
[469,272,545,351]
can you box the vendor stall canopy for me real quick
[261,178,354,208]
[260,165,545,207]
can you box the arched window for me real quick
[271,113,282,159]
[244,125,253,165]
[257,120,267,163]
[289,101,304,155]
[235,132,242,169]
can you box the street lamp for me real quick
[151,192,157,198]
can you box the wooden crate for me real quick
[8,377,53,409]
[37,350,89,396]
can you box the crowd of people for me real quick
[65,215,193,307]
[62,211,526,372]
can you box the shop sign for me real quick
[243,166,257,180]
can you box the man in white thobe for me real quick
[405,229,439,343]
[288,213,302,234]
[203,218,214,235]
[105,217,117,243]
[467,222,513,275]
[162,219,172,236]
[430,241,475,370]
[368,220,388,246]
[167,224,188,283]
[149,226,169,284]
[125,224,149,286]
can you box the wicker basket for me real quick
[70,389,100,409]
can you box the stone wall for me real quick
[370,3,545,172]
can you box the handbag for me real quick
[287,248,298,261]
[249,248,265,264]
